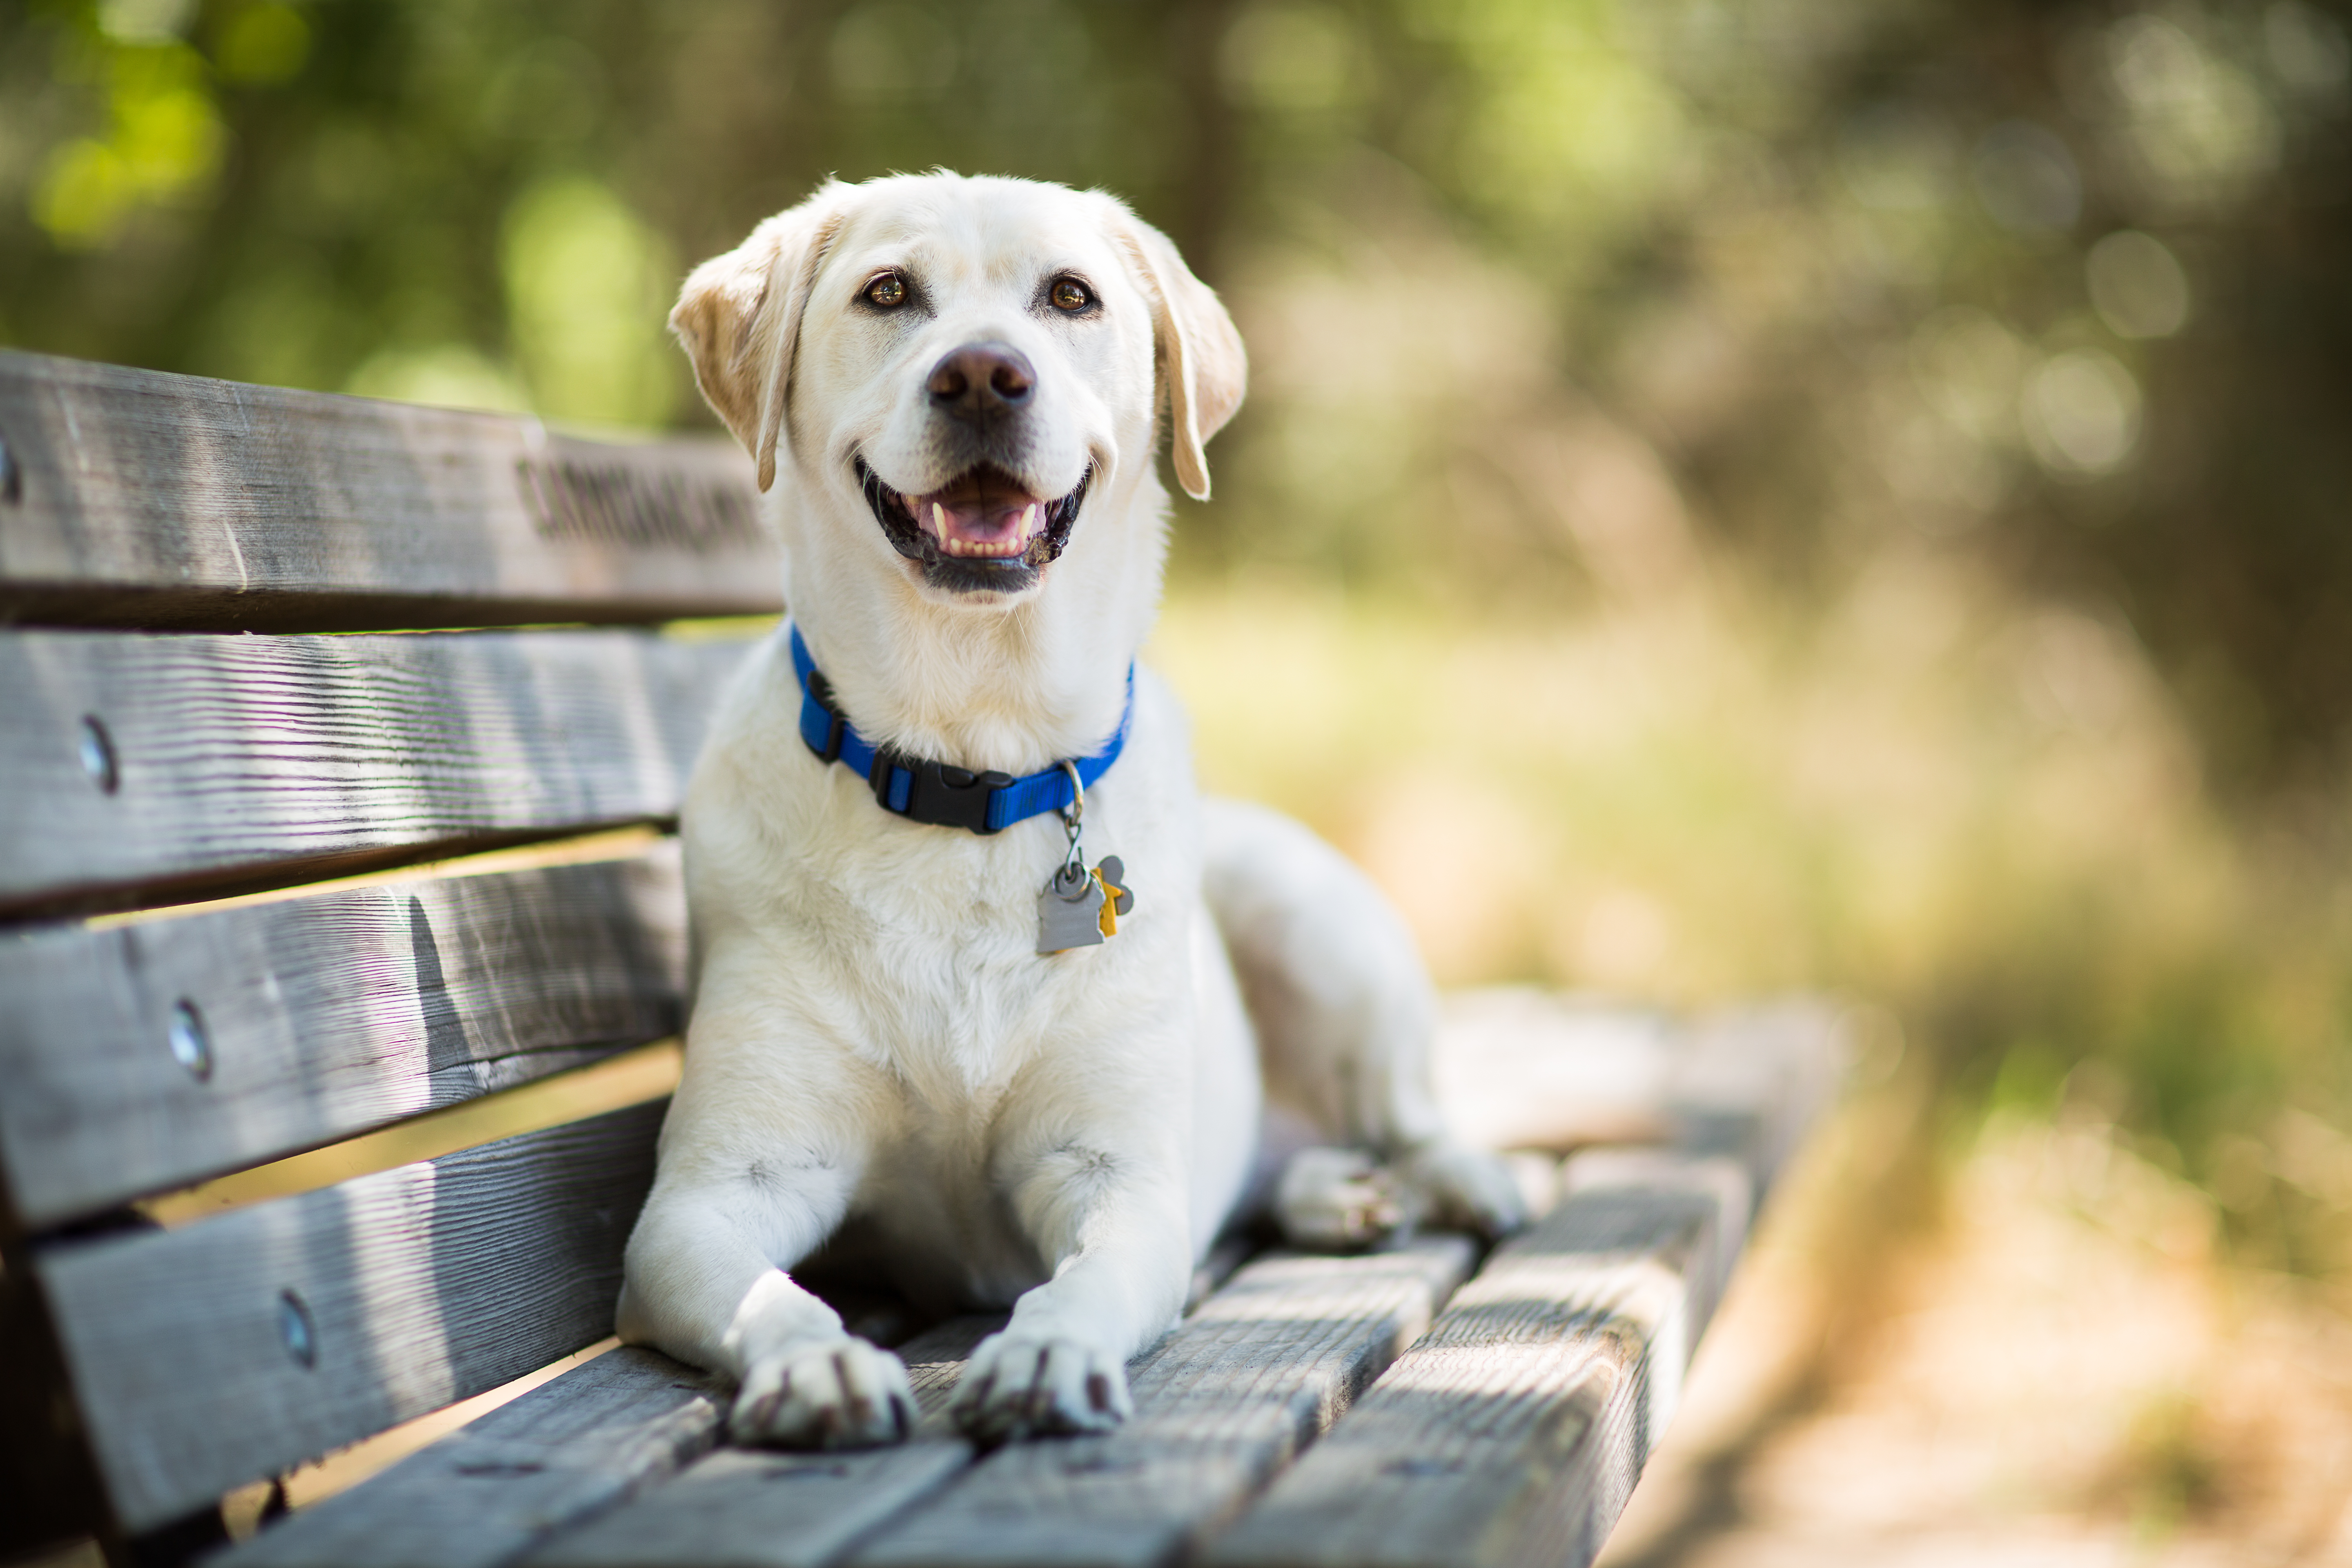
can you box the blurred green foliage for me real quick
[7,0,2352,1279]
[8,0,2345,780]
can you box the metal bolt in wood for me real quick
[278,1290,316,1370]
[78,715,118,794]
[167,1000,214,1082]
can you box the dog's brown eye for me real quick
[866,274,907,309]
[1051,278,1092,313]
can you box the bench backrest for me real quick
[0,349,771,1558]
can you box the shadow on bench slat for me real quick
[35,1101,664,1533]
[511,1315,998,1568]
[203,1317,1010,1568]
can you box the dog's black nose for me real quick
[927,343,1035,423]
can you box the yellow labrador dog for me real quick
[616,172,1523,1449]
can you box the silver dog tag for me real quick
[1037,864,1106,953]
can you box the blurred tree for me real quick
[2,0,2348,789]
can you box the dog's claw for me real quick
[731,1339,915,1450]
[952,1331,1131,1443]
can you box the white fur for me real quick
[618,172,1520,1450]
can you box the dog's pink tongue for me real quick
[916,490,1047,559]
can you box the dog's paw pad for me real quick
[950,1331,1131,1443]
[1274,1146,1405,1251]
[731,1338,916,1450]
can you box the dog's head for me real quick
[673,174,1245,605]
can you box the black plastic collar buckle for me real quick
[805,669,848,763]
[868,749,1016,835]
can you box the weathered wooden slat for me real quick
[534,1442,974,1568]
[220,1316,1004,1568]
[1666,1000,1848,1193]
[34,1101,665,1532]
[1201,1154,1753,1568]
[520,1322,992,1568]
[0,628,753,917]
[528,1418,977,1568]
[1433,992,1849,1184]
[846,1238,1478,1568]
[0,844,686,1233]
[0,842,686,1232]
[0,350,778,633]
[212,1347,728,1568]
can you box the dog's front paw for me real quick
[731,1338,916,1450]
[1275,1146,1405,1251]
[951,1331,1133,1443]
[1402,1136,1529,1241]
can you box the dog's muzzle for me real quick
[858,457,1091,596]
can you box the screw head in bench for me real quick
[279,1290,317,1369]
[0,428,18,504]
[79,715,119,794]
[168,1000,214,1081]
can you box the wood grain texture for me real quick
[0,350,779,633]
[848,1238,1477,1568]
[526,1437,973,1568]
[0,844,685,1232]
[232,1312,1003,1568]
[34,1101,664,1532]
[0,628,752,916]
[1202,1156,1752,1568]
[212,1347,728,1568]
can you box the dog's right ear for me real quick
[670,187,850,493]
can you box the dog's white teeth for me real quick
[1020,503,1041,541]
[932,502,949,534]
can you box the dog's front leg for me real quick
[617,1016,915,1452]
[950,1111,1192,1443]
[620,1178,914,1449]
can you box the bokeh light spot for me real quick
[2087,230,2192,340]
[2024,349,2143,477]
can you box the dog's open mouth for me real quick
[858,458,1089,592]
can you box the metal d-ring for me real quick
[1058,760,1086,876]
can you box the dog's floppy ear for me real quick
[1118,216,1247,503]
[670,187,850,494]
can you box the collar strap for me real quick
[789,622,1135,836]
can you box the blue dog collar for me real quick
[788,621,1135,835]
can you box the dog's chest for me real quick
[757,808,1166,1096]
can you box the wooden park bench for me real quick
[0,348,1844,1568]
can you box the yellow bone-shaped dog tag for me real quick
[1093,855,1134,939]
